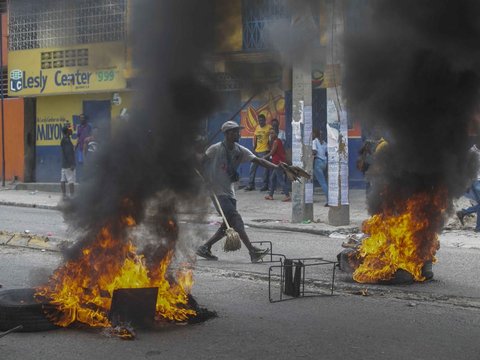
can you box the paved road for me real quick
[0,205,68,239]
[1,205,479,303]
[0,246,479,360]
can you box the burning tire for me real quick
[0,288,58,332]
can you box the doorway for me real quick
[83,100,111,138]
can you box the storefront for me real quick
[8,41,132,182]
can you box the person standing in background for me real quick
[264,128,290,202]
[270,118,286,144]
[245,114,272,191]
[83,126,99,166]
[312,129,328,206]
[60,125,76,200]
[75,114,92,179]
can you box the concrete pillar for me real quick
[290,4,314,223]
[326,0,350,226]
[291,60,313,223]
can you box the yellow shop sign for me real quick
[8,42,127,96]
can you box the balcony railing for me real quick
[242,0,289,50]
[9,0,127,51]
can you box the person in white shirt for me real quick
[312,129,328,206]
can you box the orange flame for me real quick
[35,216,195,327]
[353,189,448,283]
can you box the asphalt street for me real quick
[0,246,479,360]
[0,206,68,240]
[0,205,479,360]
[0,205,479,303]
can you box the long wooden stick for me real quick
[0,325,23,338]
[194,169,232,230]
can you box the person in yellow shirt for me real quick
[245,114,272,191]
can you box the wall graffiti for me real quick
[240,94,285,137]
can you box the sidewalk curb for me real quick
[0,231,70,252]
[0,200,58,211]
[244,221,360,236]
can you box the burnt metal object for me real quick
[186,294,217,324]
[109,288,158,328]
[0,325,23,338]
[282,260,304,297]
[250,241,286,263]
[269,258,337,303]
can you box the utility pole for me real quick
[326,0,349,225]
[291,3,315,223]
[0,13,5,187]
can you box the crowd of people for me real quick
[244,114,329,203]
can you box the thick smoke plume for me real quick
[265,0,321,65]
[65,1,217,259]
[344,0,480,216]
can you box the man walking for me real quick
[60,125,76,200]
[245,114,271,191]
[196,120,279,262]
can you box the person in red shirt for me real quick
[264,128,291,202]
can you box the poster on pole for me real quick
[303,105,312,145]
[326,95,349,206]
[305,182,313,204]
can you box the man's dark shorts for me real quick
[212,195,245,232]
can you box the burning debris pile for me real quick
[343,0,480,283]
[35,216,196,328]
[339,190,445,283]
[28,0,219,333]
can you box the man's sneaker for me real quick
[250,248,269,263]
[259,186,269,192]
[244,186,255,191]
[196,245,218,261]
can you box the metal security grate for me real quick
[8,0,127,51]
[215,72,242,91]
[40,48,89,69]
[242,0,289,50]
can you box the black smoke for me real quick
[65,1,217,260]
[344,0,480,216]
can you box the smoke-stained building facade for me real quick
[7,0,133,182]
[4,0,365,186]
[211,0,364,188]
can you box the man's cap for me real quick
[221,121,244,133]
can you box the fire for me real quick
[353,189,448,283]
[35,216,196,327]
